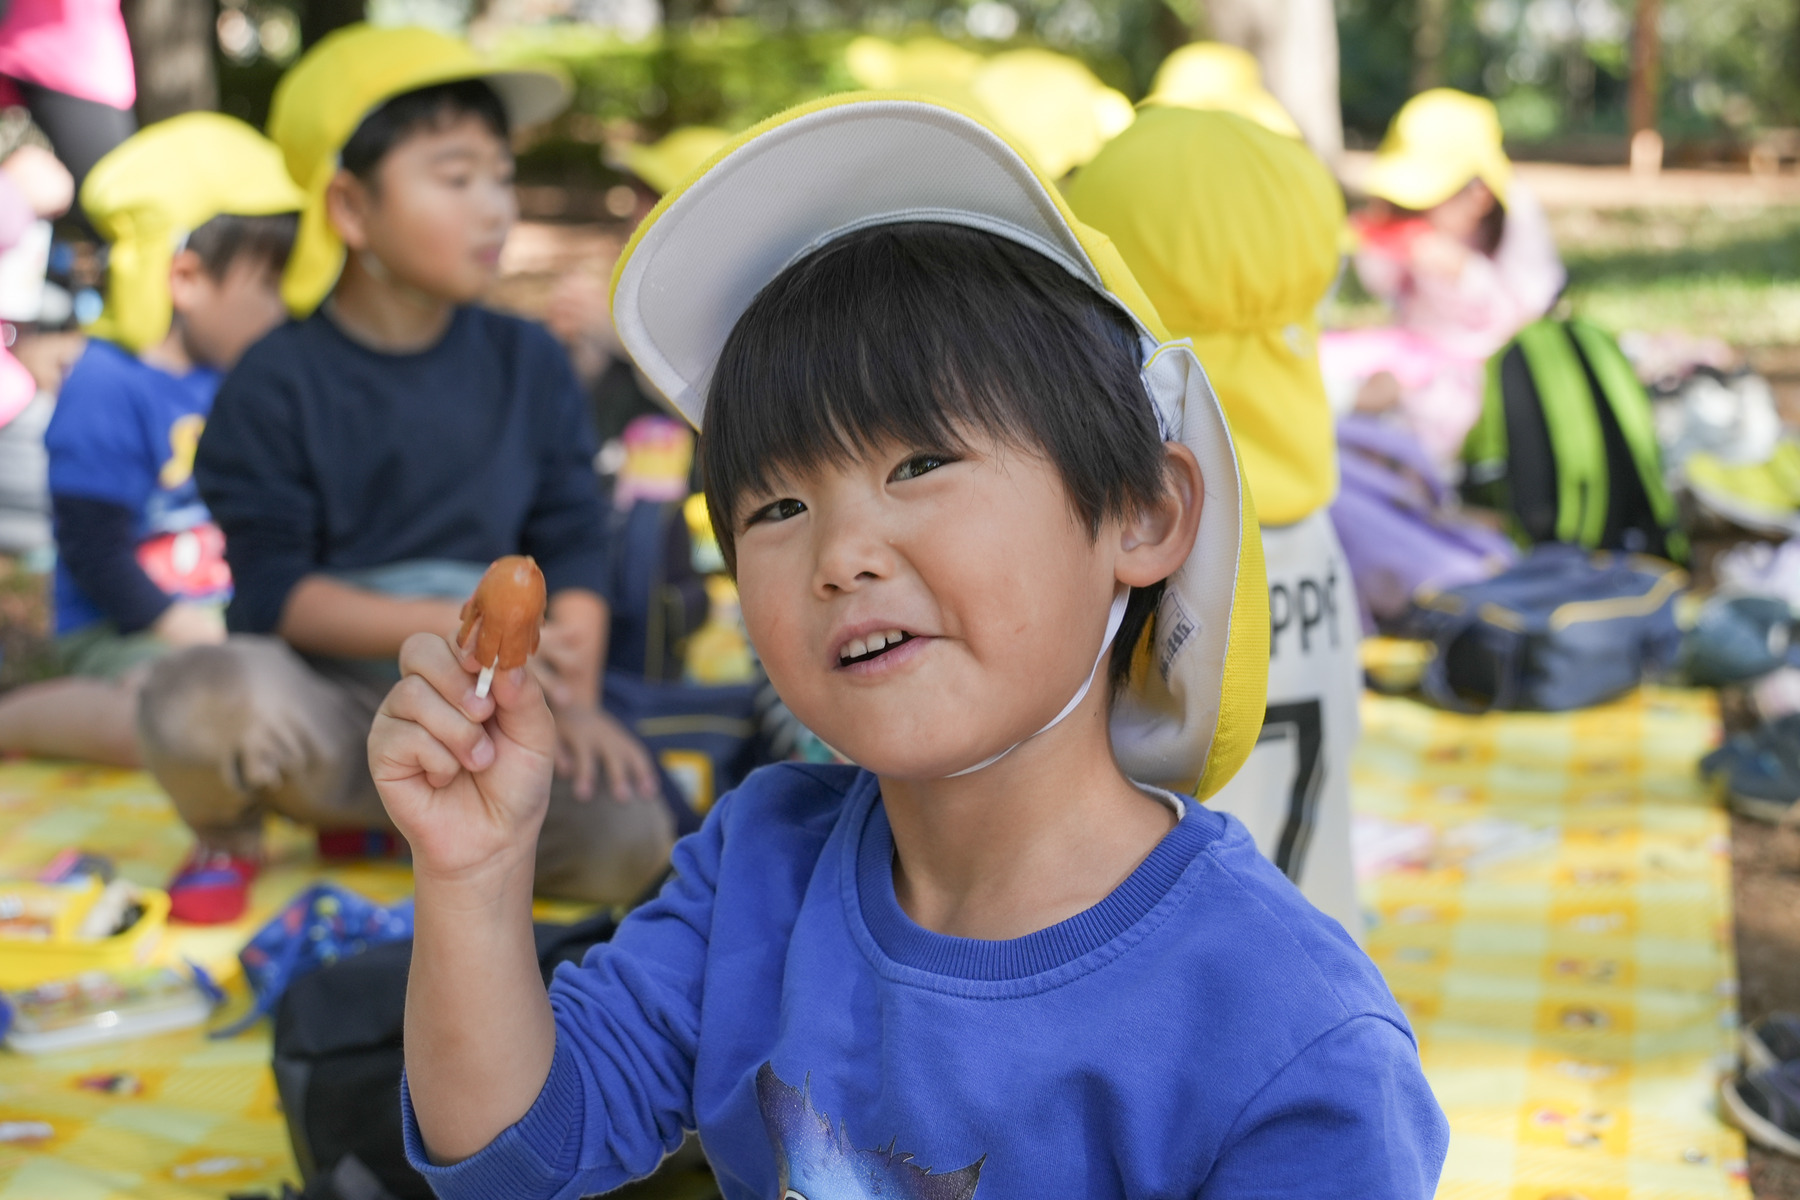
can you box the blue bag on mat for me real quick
[602,669,767,830]
[214,884,414,1037]
[1402,543,1687,713]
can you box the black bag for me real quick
[270,913,622,1200]
[1463,317,1687,563]
[605,498,710,683]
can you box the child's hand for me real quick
[552,703,660,802]
[370,633,558,885]
[152,602,226,647]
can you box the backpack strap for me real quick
[1566,318,1690,563]
[1514,320,1609,548]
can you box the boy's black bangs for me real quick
[185,211,300,280]
[340,79,511,184]
[701,222,1165,551]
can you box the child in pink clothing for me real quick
[1322,89,1564,471]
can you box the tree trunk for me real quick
[123,0,219,124]
[1412,0,1449,92]
[300,0,368,54]
[1203,0,1344,164]
[1627,0,1662,172]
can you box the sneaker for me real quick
[166,846,258,925]
[1723,1063,1800,1158]
[1680,595,1800,687]
[1700,715,1800,822]
[1685,442,1800,537]
[1746,1012,1800,1075]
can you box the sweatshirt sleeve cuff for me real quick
[401,1036,587,1200]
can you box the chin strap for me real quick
[945,587,1131,779]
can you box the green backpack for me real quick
[1462,316,1687,564]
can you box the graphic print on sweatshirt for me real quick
[756,1063,984,1200]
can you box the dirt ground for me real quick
[1734,813,1800,1198]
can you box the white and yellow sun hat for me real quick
[610,92,1268,799]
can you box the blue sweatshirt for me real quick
[194,306,610,635]
[403,764,1448,1200]
[45,341,228,635]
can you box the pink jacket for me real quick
[0,0,135,110]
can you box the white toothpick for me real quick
[475,659,497,699]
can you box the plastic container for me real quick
[1,967,211,1054]
[0,879,171,990]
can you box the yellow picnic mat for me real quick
[1354,686,1751,1200]
[0,682,1755,1199]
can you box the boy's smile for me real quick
[734,436,1127,779]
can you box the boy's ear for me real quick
[166,247,208,314]
[324,168,373,251]
[1115,442,1202,589]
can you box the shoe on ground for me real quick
[1723,1063,1800,1158]
[1686,442,1800,536]
[1699,715,1800,822]
[166,846,258,924]
[1746,1012,1800,1075]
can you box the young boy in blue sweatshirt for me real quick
[137,26,673,923]
[371,95,1448,1199]
[0,113,300,772]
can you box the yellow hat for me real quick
[267,23,570,316]
[1143,42,1303,140]
[845,39,1132,179]
[80,112,305,353]
[1067,107,1344,525]
[969,49,1135,179]
[610,93,1268,800]
[613,126,732,196]
[844,35,983,92]
[1362,88,1512,211]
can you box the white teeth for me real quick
[840,630,910,663]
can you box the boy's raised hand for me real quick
[370,633,557,884]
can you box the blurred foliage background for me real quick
[204,0,1800,164]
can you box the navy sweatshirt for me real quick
[195,306,610,634]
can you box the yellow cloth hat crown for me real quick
[80,112,305,354]
[844,39,1133,179]
[1068,107,1344,525]
[613,126,732,196]
[1143,42,1302,140]
[267,23,570,316]
[1363,87,1512,211]
[610,92,1268,799]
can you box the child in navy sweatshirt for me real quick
[371,95,1449,1200]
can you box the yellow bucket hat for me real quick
[844,39,1132,180]
[1068,107,1345,526]
[1142,42,1303,140]
[267,23,570,316]
[612,126,732,196]
[1363,88,1512,211]
[80,112,306,354]
[610,92,1268,800]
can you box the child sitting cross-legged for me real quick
[0,114,300,769]
[138,25,674,925]
[372,95,1449,1200]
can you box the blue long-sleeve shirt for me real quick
[195,306,610,634]
[402,764,1448,1200]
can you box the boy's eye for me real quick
[890,453,955,482]
[746,497,806,526]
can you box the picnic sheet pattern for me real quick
[1355,687,1751,1200]
[0,684,1755,1199]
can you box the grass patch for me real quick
[1325,205,1800,347]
